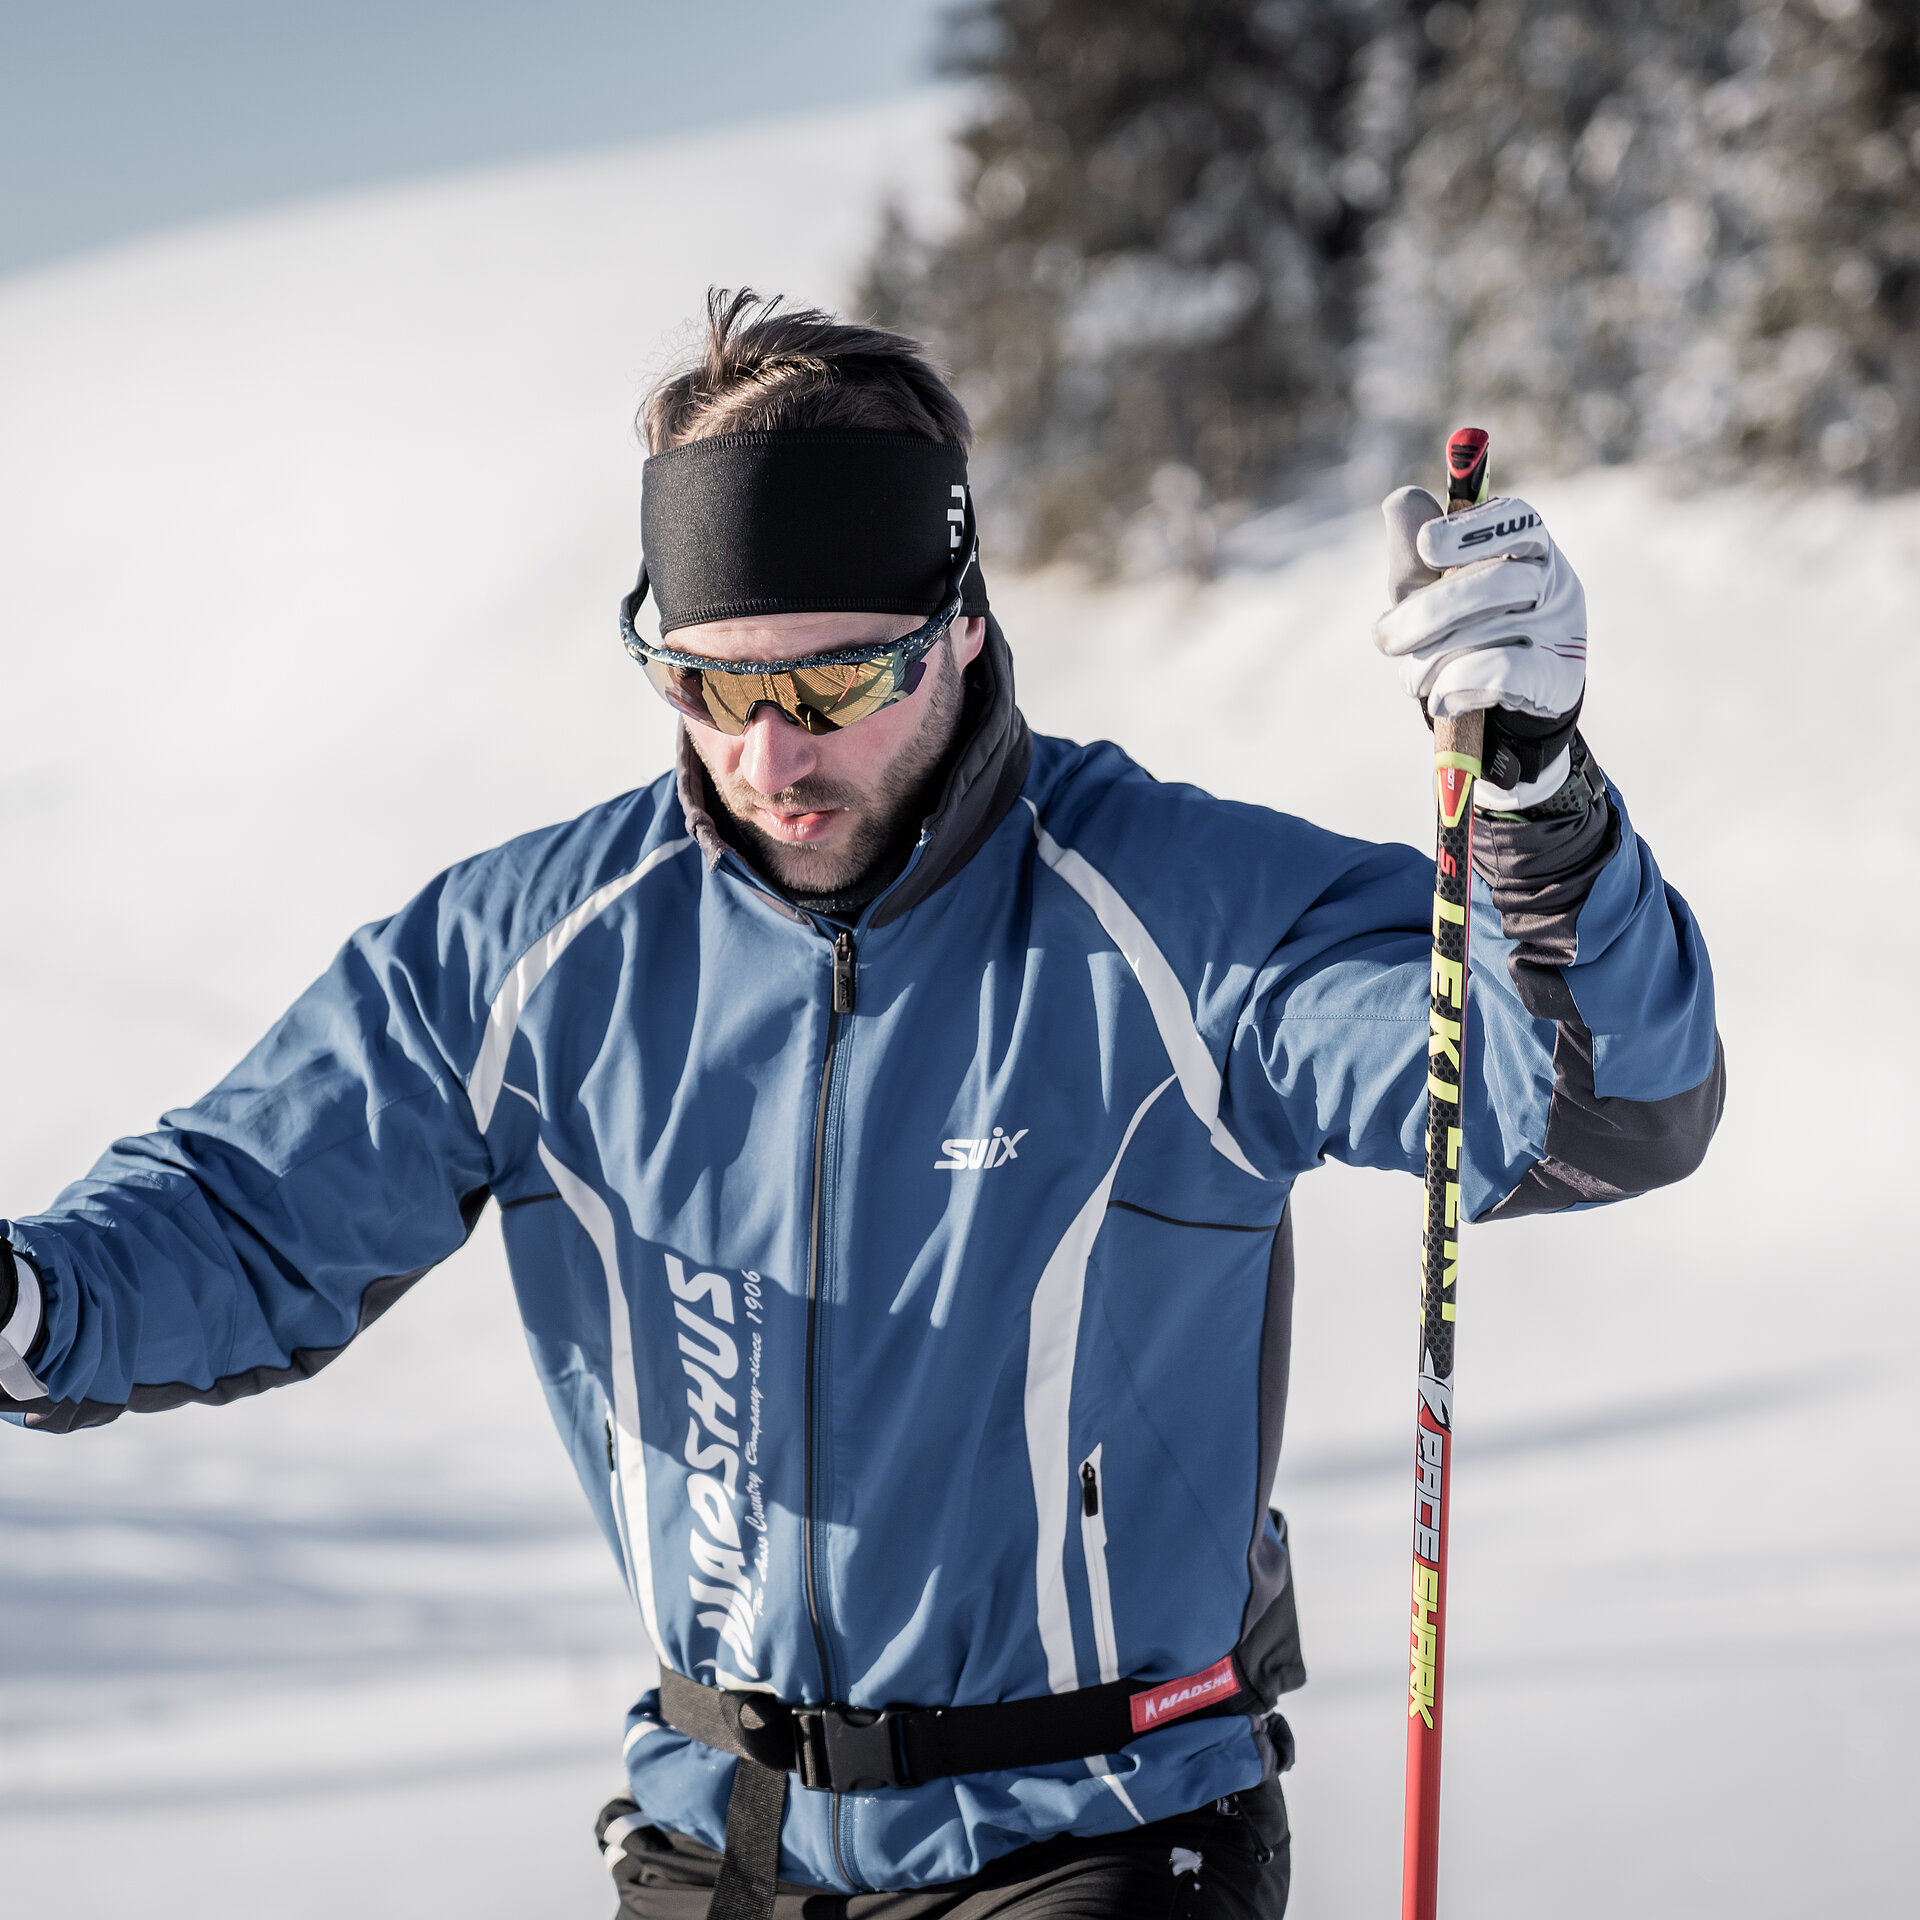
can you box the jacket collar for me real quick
[675,615,1033,928]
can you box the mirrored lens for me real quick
[642,659,732,729]
[641,649,925,736]
[787,655,913,729]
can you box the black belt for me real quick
[660,1652,1270,1920]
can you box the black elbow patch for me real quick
[10,1265,437,1431]
[1486,1031,1727,1220]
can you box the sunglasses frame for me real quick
[620,584,962,681]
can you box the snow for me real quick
[2,92,1915,1918]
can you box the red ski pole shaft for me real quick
[1400,426,1490,1920]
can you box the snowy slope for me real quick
[2,95,1914,1919]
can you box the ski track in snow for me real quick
[1,93,1914,1919]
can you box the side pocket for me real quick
[1079,1445,1121,1684]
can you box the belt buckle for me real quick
[794,1705,906,1792]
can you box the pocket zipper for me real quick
[1080,1446,1145,1825]
[606,1412,640,1601]
[1079,1446,1121,1685]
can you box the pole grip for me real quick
[1432,708,1485,764]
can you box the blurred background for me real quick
[870,0,1920,563]
[0,1,950,275]
[1,4,1915,1917]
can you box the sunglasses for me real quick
[621,585,960,737]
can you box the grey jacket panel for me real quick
[1475,766,1616,1020]
[1240,1205,1304,1699]
[1474,753,1724,1217]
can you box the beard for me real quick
[691,638,966,897]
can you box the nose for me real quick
[736,703,819,796]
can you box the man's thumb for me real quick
[1382,486,1444,604]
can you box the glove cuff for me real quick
[1481,734,1605,823]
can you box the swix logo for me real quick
[1129,1655,1240,1734]
[934,1127,1027,1171]
[948,484,966,551]
[1458,510,1541,548]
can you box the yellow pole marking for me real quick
[1408,1563,1441,1725]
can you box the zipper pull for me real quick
[1080,1460,1099,1517]
[832,929,857,1014]
[605,1416,617,1473]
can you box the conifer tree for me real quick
[866,0,1437,568]
[875,1,1920,572]
[1359,0,1920,487]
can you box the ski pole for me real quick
[1400,425,1491,1920]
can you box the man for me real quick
[0,290,1723,1918]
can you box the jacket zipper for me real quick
[1080,1447,1122,1685]
[806,925,856,1886]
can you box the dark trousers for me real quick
[598,1779,1290,1920]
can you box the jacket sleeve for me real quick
[1226,754,1724,1219]
[0,867,496,1432]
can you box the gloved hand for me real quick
[1372,487,1587,807]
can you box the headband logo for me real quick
[949,485,965,552]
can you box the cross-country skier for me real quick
[0,291,1723,1919]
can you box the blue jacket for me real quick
[1,626,1722,1890]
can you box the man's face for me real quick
[675,611,987,895]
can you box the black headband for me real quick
[634,430,990,634]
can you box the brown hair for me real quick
[642,288,972,455]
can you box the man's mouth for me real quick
[756,804,843,843]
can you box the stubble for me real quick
[690,638,966,895]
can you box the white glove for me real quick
[1372,488,1588,807]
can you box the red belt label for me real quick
[1129,1655,1239,1734]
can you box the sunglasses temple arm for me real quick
[948,489,979,609]
[619,565,653,654]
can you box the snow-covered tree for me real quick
[1359,0,1920,488]
[866,0,1441,569]
[875,1,1920,571]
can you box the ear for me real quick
[952,615,987,670]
